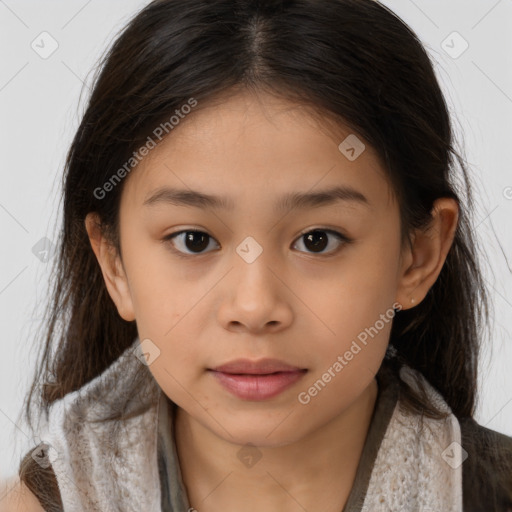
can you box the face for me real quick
[95,90,411,447]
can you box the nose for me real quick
[216,247,294,335]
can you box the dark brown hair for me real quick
[16,0,506,508]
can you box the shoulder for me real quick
[0,477,45,512]
[12,447,64,512]
[459,417,512,512]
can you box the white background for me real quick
[1,0,511,481]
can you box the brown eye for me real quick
[293,229,350,255]
[163,228,351,258]
[164,230,219,255]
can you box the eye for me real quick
[163,230,220,256]
[292,229,351,255]
[163,228,352,258]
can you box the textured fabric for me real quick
[458,417,512,511]
[341,360,400,511]
[156,353,400,512]
[39,341,163,512]
[157,395,191,512]
[40,336,466,511]
[362,365,463,511]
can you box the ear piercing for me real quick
[410,298,415,304]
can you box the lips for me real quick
[210,358,305,375]
[208,358,307,401]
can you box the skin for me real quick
[86,89,459,512]
[0,478,45,512]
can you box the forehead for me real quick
[120,90,395,213]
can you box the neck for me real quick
[174,378,378,512]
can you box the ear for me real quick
[84,212,136,321]
[395,198,459,310]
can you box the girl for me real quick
[8,0,512,511]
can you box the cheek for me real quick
[139,321,209,408]
[123,237,184,327]
[302,242,399,362]
[341,230,402,308]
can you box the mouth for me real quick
[210,358,306,375]
[208,358,308,400]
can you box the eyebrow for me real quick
[143,185,370,213]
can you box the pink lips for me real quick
[209,358,307,401]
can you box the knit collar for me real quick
[157,355,399,512]
[41,337,464,511]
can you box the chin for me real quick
[207,416,310,448]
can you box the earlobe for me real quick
[84,213,136,322]
[395,198,459,310]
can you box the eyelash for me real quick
[162,228,353,258]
